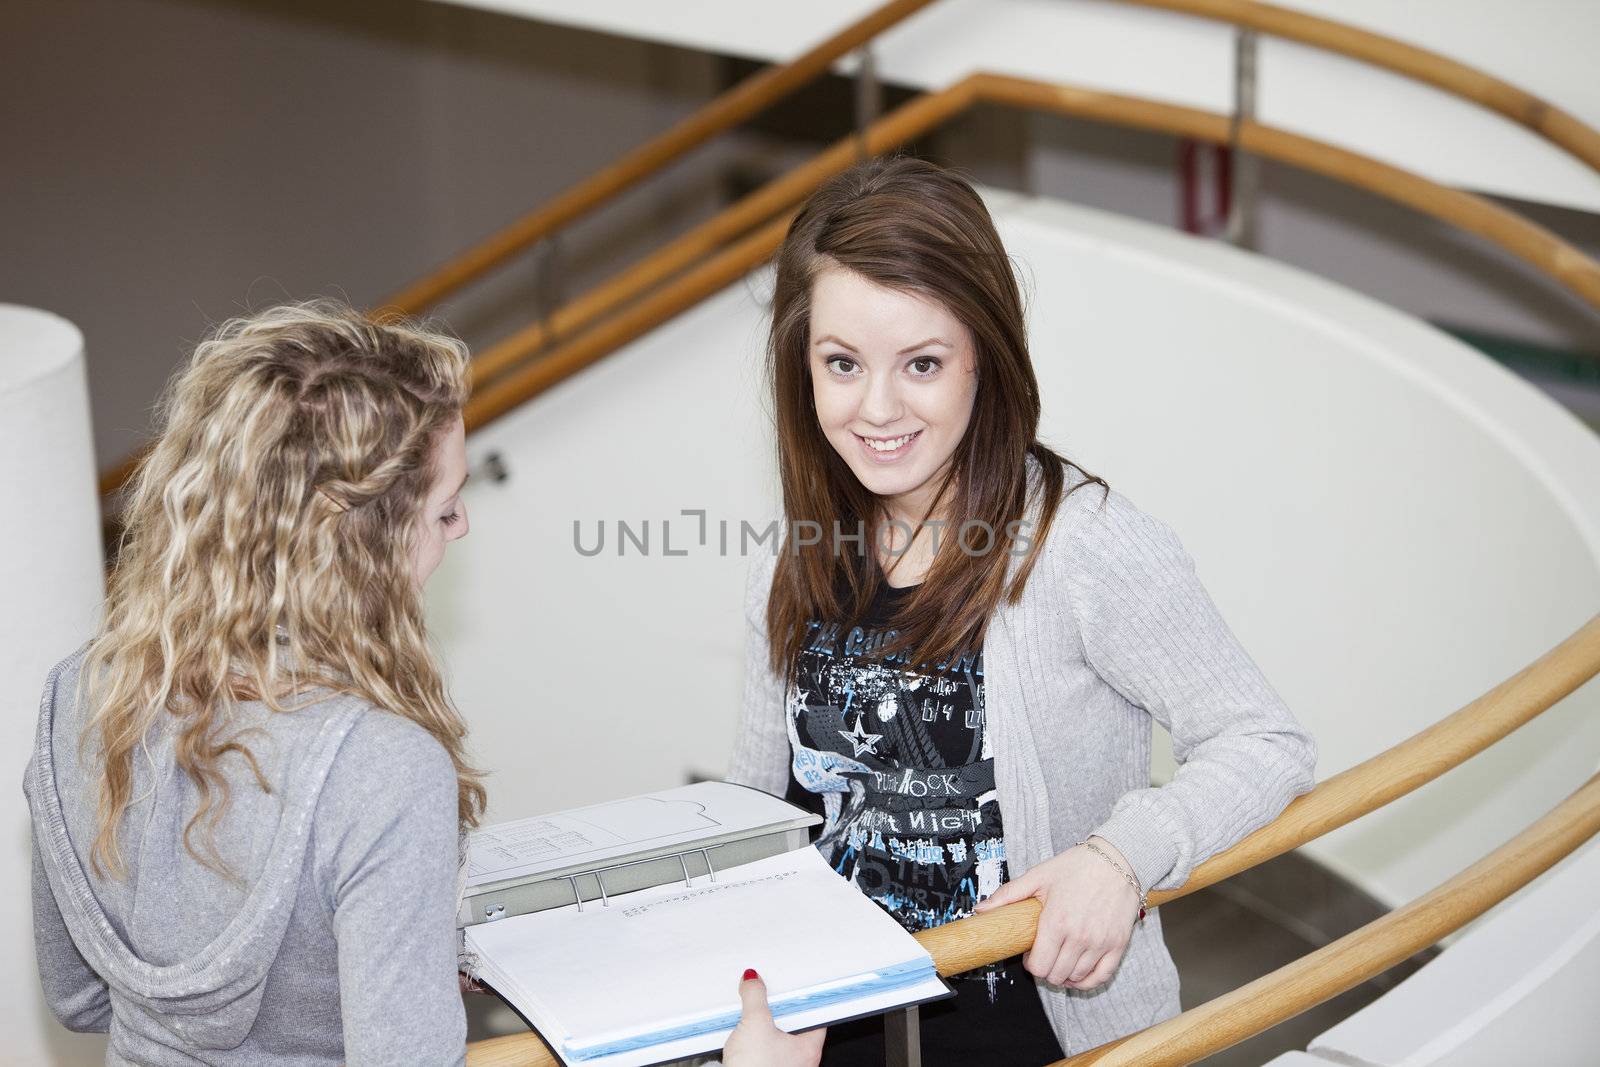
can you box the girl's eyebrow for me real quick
[813,335,952,353]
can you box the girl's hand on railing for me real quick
[973,835,1142,990]
[722,969,826,1067]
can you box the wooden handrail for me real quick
[465,613,1600,1065]
[467,79,980,390]
[466,1029,557,1067]
[465,212,797,430]
[1127,0,1600,173]
[974,73,1600,309]
[458,71,1600,433]
[459,0,1600,395]
[916,612,1600,972]
[98,450,141,499]
[377,0,938,317]
[462,78,981,425]
[1052,769,1600,1065]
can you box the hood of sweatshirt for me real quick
[23,646,366,1052]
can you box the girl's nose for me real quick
[858,369,905,426]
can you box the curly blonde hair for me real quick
[82,301,486,880]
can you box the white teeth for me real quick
[864,432,916,452]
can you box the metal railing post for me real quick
[883,1004,922,1067]
[1226,27,1260,250]
[855,45,883,158]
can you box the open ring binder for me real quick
[460,784,951,1067]
[461,782,820,927]
[565,844,722,914]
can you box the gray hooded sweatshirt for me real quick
[24,646,468,1065]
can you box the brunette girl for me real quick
[730,157,1318,1062]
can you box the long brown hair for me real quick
[82,301,486,879]
[765,155,1106,675]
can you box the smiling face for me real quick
[808,264,979,522]
[410,416,470,586]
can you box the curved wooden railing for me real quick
[1128,0,1600,171]
[1049,770,1600,1066]
[465,615,1600,1065]
[91,0,940,501]
[439,0,1600,430]
[378,0,939,317]
[400,0,1600,326]
[96,0,1600,496]
[459,69,1600,432]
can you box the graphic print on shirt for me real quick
[787,586,1021,997]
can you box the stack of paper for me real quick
[465,847,950,1067]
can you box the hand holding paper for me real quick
[723,970,825,1067]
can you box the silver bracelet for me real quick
[1078,838,1149,920]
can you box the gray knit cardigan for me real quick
[728,458,1319,1056]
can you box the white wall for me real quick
[427,193,1600,924]
[0,307,106,1066]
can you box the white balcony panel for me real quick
[428,0,1600,212]
[1307,840,1600,1066]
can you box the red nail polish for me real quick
[742,968,759,981]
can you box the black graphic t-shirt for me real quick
[788,581,1026,993]
[785,580,1062,1064]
